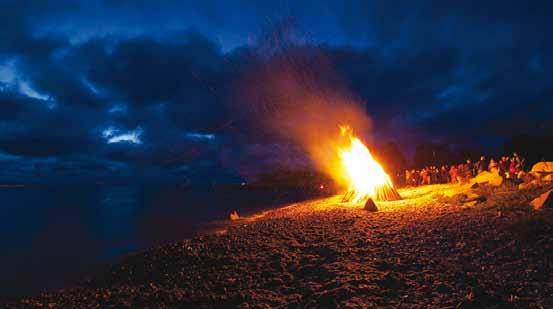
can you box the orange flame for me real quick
[337,125,394,202]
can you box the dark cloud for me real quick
[0,87,28,120]
[0,89,103,157]
[86,33,221,105]
[0,0,552,182]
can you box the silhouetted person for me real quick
[449,165,458,184]
[457,163,466,184]
[508,158,517,179]
[498,157,508,176]
[489,158,499,173]
[440,165,450,183]
[420,168,430,185]
[464,160,474,180]
[476,156,487,174]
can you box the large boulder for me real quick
[470,171,503,187]
[531,162,553,179]
[463,192,487,207]
[530,190,553,210]
[519,179,540,190]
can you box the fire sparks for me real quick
[337,125,396,202]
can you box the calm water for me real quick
[0,184,321,298]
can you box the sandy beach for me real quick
[7,183,553,308]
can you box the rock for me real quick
[531,161,553,173]
[519,179,541,190]
[470,171,503,187]
[229,210,240,220]
[465,192,480,200]
[364,198,378,211]
[530,189,553,210]
[463,192,486,206]
[518,179,538,190]
[530,161,553,179]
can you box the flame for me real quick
[337,125,394,202]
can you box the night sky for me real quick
[1,0,552,183]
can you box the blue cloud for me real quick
[1,0,552,182]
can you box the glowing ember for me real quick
[337,125,397,202]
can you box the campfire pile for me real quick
[341,184,401,203]
[335,126,401,206]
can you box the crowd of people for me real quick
[402,153,526,187]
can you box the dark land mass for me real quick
[4,183,553,308]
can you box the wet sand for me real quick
[7,183,553,308]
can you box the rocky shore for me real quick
[6,183,553,308]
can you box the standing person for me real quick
[457,163,466,184]
[513,152,525,171]
[449,165,458,184]
[476,156,487,174]
[513,152,520,164]
[515,159,524,179]
[412,169,420,186]
[430,166,438,184]
[499,157,508,176]
[509,158,517,179]
[470,160,478,177]
[425,167,432,185]
[489,158,499,173]
[515,157,523,173]
[441,165,450,183]
[464,160,473,181]
[420,168,429,185]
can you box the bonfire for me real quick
[337,125,401,203]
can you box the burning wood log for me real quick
[342,184,401,203]
[341,190,355,202]
[373,183,402,201]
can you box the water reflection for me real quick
[0,184,321,298]
[98,186,141,258]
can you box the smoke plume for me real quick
[236,46,372,184]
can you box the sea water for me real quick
[0,184,320,298]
